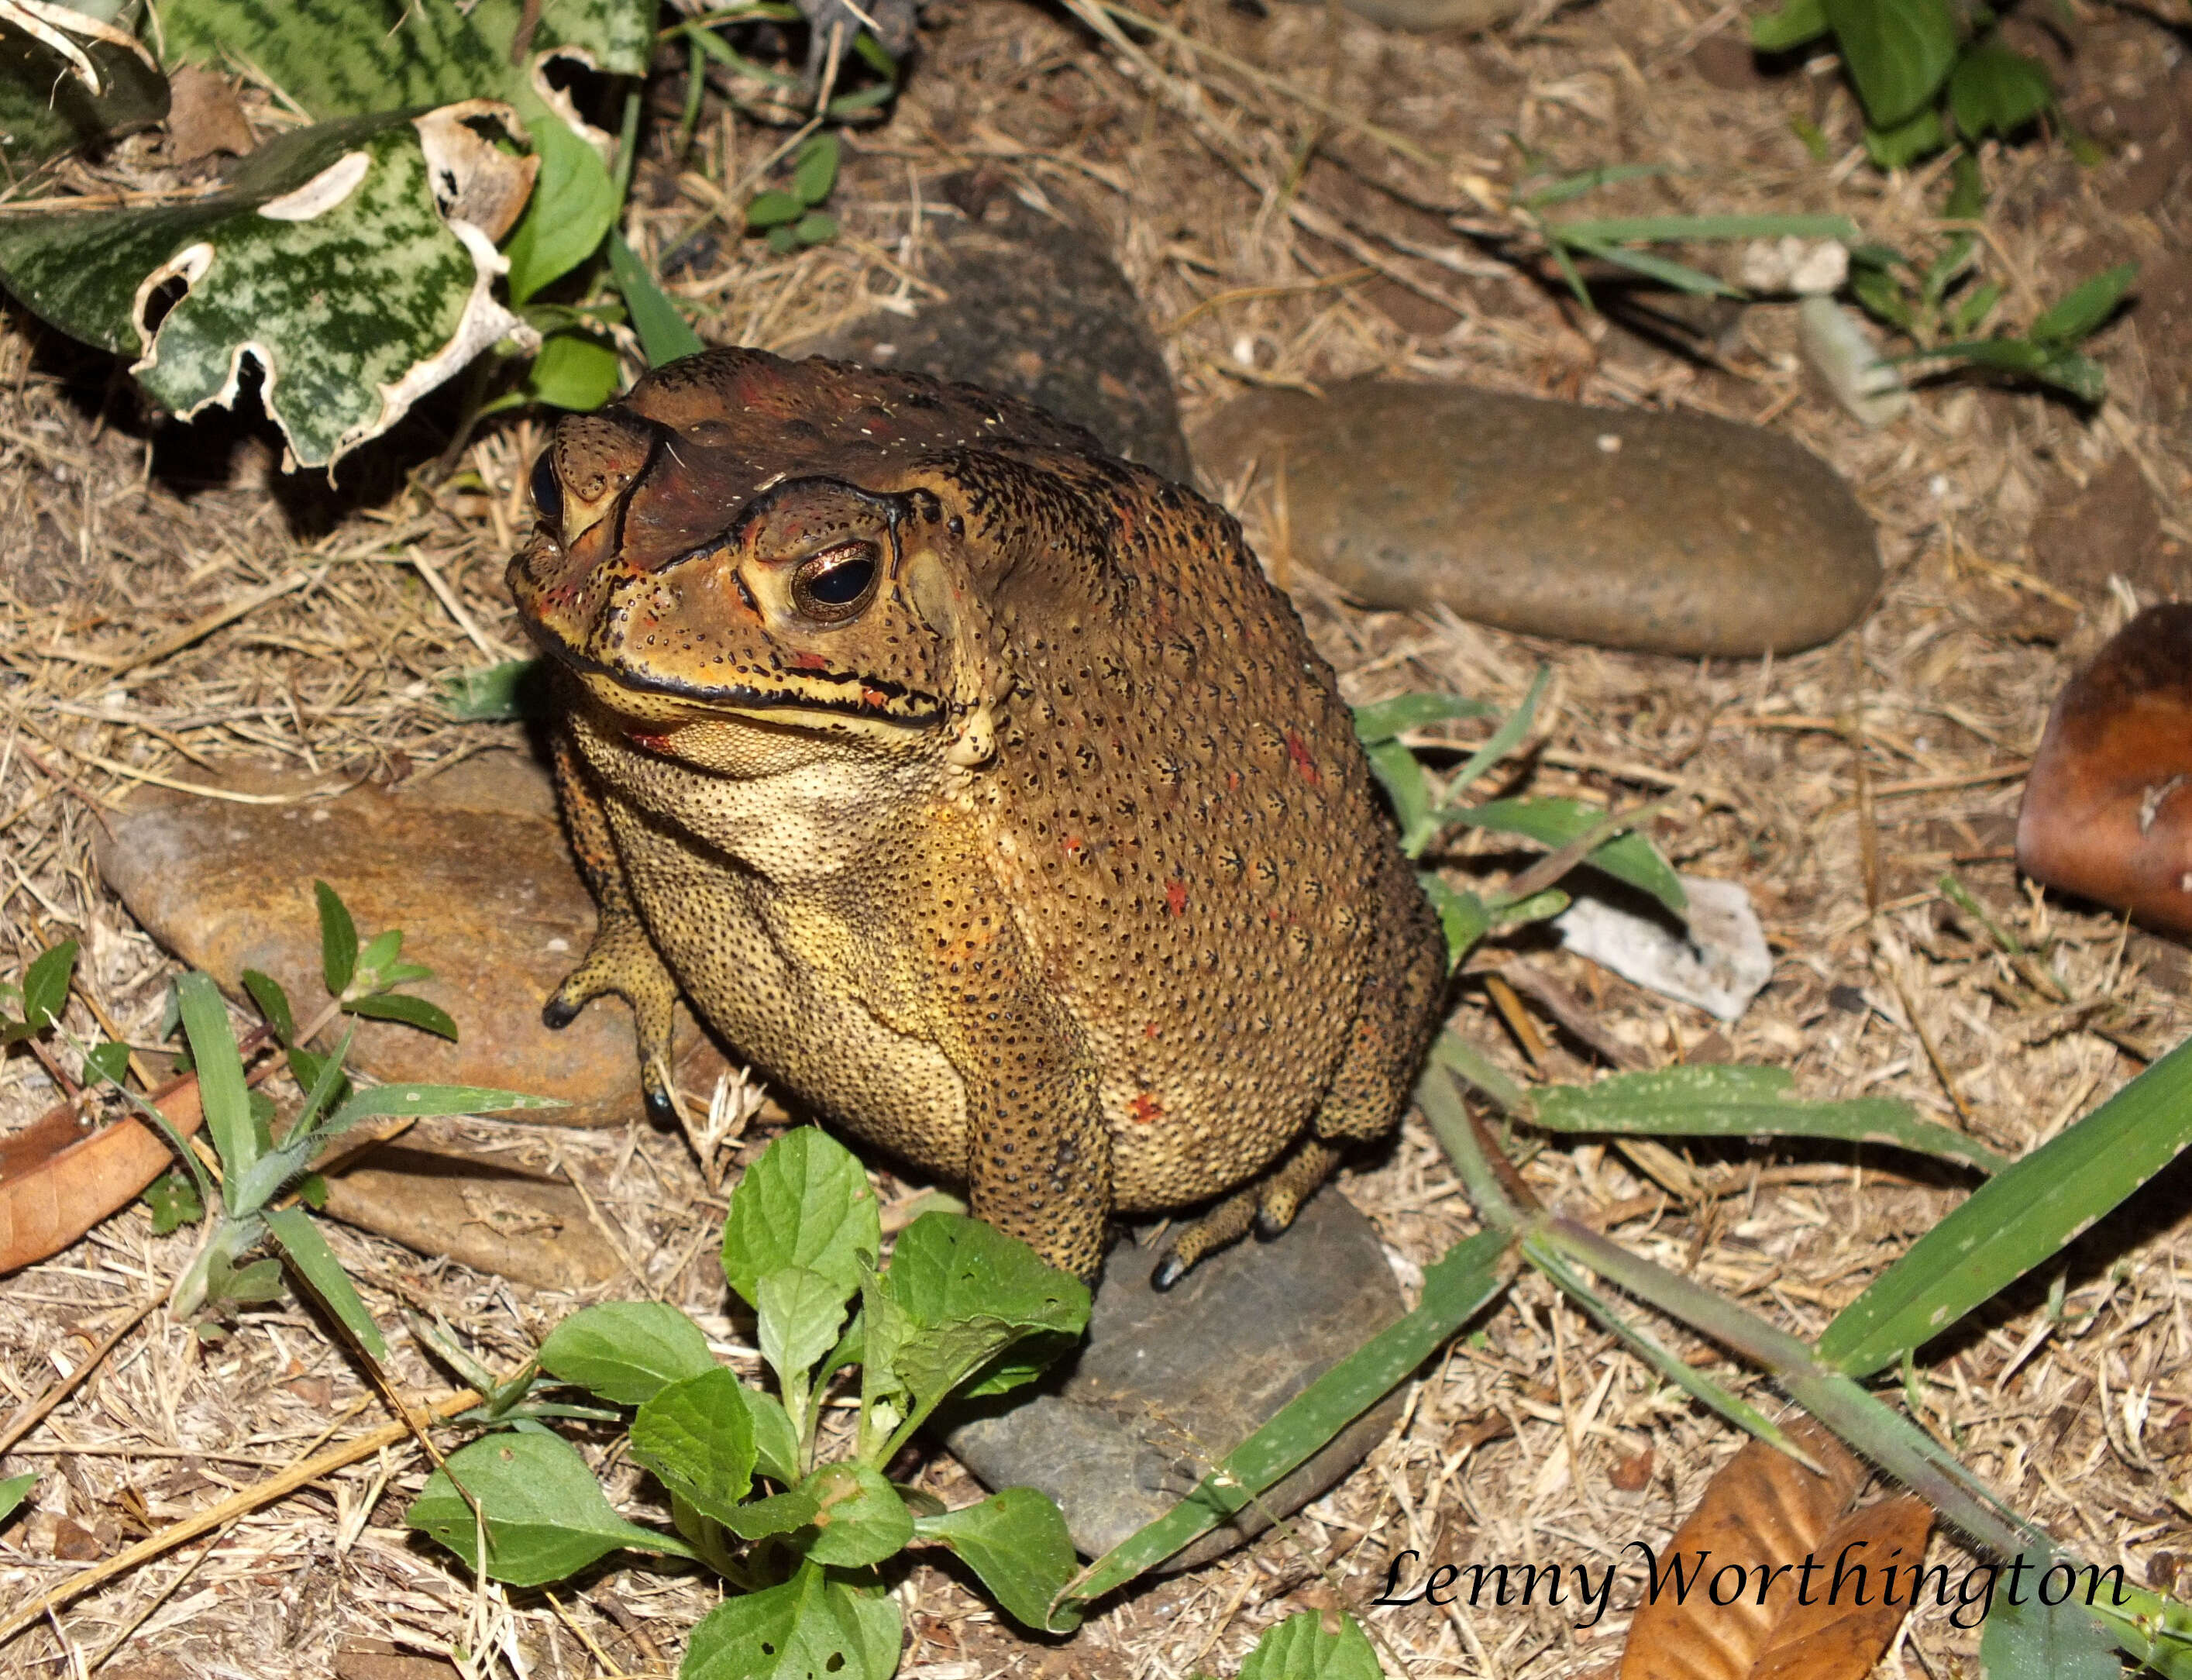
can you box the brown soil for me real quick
[1,0,2189,1677]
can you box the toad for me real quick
[511,348,1445,1284]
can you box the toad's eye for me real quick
[790,541,880,621]
[529,449,563,526]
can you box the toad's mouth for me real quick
[525,615,948,730]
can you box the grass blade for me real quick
[176,975,253,1185]
[1532,1065,2006,1174]
[1049,1228,1512,1625]
[265,1206,389,1362]
[607,232,704,366]
[1819,1035,2192,1377]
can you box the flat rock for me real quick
[319,1143,625,1290]
[800,174,1190,482]
[2029,453,2190,602]
[1192,382,1881,656]
[95,751,728,1126]
[943,1186,1406,1569]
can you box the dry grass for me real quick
[1,0,2190,1675]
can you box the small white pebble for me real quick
[1931,473,1951,497]
[1596,432,1622,453]
[545,936,570,952]
[310,808,332,822]
[1231,333,1256,367]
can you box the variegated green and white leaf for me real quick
[0,112,530,468]
[0,12,167,166]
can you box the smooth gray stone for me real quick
[941,1186,1406,1571]
[1192,381,1881,657]
[802,174,1191,483]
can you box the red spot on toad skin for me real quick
[1285,729,1322,786]
[862,687,888,709]
[629,730,677,757]
[1061,835,1085,859]
[790,652,829,672]
[1128,1091,1164,1124]
[1165,880,1189,917]
[1144,1021,1160,1039]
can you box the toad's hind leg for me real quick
[1151,1138,1343,1290]
[1152,924,1444,1290]
[541,726,681,1124]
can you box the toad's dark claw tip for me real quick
[1150,1252,1187,1292]
[644,1087,678,1127]
[542,997,580,1031]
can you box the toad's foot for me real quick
[543,909,680,1125]
[1151,1138,1343,1291]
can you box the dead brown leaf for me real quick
[1619,1417,1920,1680]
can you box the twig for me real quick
[0,1389,483,1647]
[0,1297,157,1460]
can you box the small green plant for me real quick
[1845,156,2135,402]
[745,133,842,255]
[1,940,129,1086]
[123,883,558,1339]
[405,1127,1086,1673]
[1752,0,2059,169]
[1354,674,1686,969]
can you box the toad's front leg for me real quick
[541,724,682,1125]
[917,914,1113,1281]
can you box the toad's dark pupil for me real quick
[529,451,563,523]
[806,553,875,605]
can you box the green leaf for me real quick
[0,117,526,470]
[1824,0,1960,128]
[1420,876,1489,972]
[1237,1609,1385,1679]
[1945,148,1987,221]
[439,657,545,721]
[356,928,403,977]
[502,105,618,305]
[630,1367,757,1525]
[539,1300,718,1405]
[265,1206,388,1362]
[1750,0,1828,51]
[1532,1065,2006,1172]
[1821,1034,2192,1377]
[2034,350,2108,404]
[745,190,806,229]
[0,24,167,168]
[240,969,295,1046]
[325,1080,556,1132]
[317,881,359,996]
[524,329,622,411]
[84,1041,131,1087]
[1350,692,1497,745]
[793,211,838,247]
[0,1473,33,1525]
[1364,738,1435,857]
[793,133,840,205]
[408,1431,693,1586]
[1980,1586,2122,1680]
[1444,796,1686,917]
[1517,162,1678,210]
[790,1461,913,1566]
[1948,279,2004,336]
[1863,105,1947,168]
[740,1385,803,1485]
[766,224,800,256]
[721,1127,882,1310]
[143,1169,204,1235]
[1562,238,1739,298]
[343,991,459,1040]
[21,941,77,1030]
[1948,41,2053,139]
[1055,1227,1511,1626]
[759,1266,852,1397]
[607,231,704,366]
[2029,262,2137,347]
[863,1214,1089,1444]
[683,1565,900,1680]
[914,1489,1078,1630]
[177,973,254,1183]
[1850,264,1918,332]
[1554,213,1860,245]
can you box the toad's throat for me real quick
[525,620,948,728]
